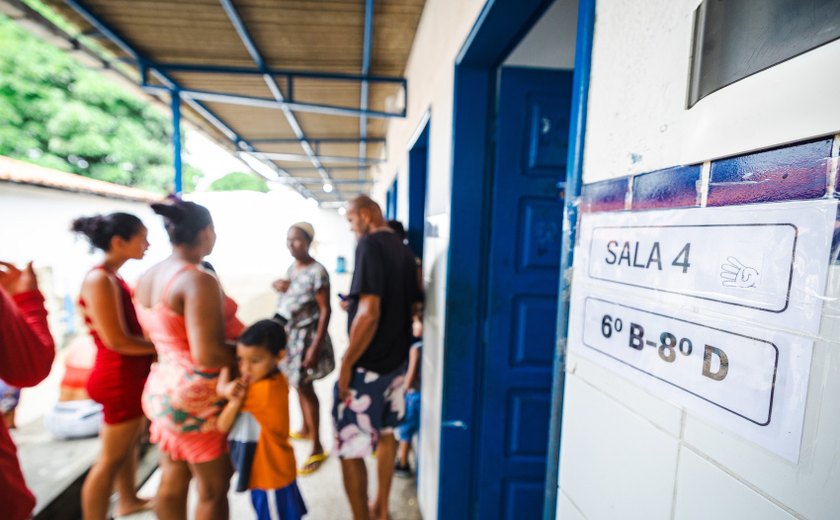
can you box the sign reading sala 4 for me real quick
[567,199,837,462]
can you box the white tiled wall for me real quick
[558,375,679,520]
[559,281,840,520]
[561,1,840,518]
[556,490,586,520]
[672,450,795,520]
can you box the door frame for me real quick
[438,0,596,518]
[407,110,431,259]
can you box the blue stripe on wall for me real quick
[632,165,701,210]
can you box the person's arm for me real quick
[337,293,380,401]
[81,270,155,356]
[216,367,246,433]
[404,345,421,391]
[183,270,235,368]
[217,398,243,434]
[337,237,385,400]
[0,261,55,388]
[302,284,331,370]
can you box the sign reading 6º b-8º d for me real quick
[567,199,838,462]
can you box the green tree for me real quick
[208,172,269,193]
[0,14,204,193]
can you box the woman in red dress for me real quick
[72,213,157,520]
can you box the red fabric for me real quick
[60,335,95,390]
[0,288,55,520]
[223,294,245,341]
[79,267,153,424]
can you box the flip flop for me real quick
[298,452,329,475]
[289,431,308,441]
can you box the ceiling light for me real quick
[338,207,346,216]
[323,183,334,193]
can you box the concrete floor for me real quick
[129,446,421,520]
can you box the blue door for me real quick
[474,67,572,519]
[407,120,429,259]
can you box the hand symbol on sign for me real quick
[720,256,759,289]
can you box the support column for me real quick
[171,88,183,195]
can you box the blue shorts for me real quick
[0,379,20,414]
[332,364,406,459]
[397,390,420,441]
[250,481,307,520]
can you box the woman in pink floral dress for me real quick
[135,200,237,520]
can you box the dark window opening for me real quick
[688,0,840,107]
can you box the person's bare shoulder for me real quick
[135,261,167,306]
[81,269,117,297]
[83,268,110,285]
[181,267,221,297]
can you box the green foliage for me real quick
[208,172,269,193]
[0,14,204,193]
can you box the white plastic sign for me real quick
[568,199,837,462]
[588,223,796,313]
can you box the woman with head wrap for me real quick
[272,222,335,475]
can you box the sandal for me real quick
[289,430,308,441]
[298,452,329,475]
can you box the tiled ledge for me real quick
[580,135,839,213]
[579,134,840,262]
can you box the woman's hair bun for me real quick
[71,215,105,236]
[151,202,185,223]
[150,199,213,246]
[71,213,144,252]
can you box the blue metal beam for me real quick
[273,178,374,185]
[359,0,374,180]
[143,84,403,119]
[249,136,387,145]
[171,90,183,194]
[251,151,384,165]
[219,0,339,200]
[60,0,317,200]
[282,165,374,172]
[146,61,405,85]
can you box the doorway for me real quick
[437,0,591,518]
[407,114,430,259]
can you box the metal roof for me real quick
[36,0,425,204]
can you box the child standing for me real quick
[395,315,423,478]
[217,320,307,519]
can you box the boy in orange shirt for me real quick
[218,319,307,519]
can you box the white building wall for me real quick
[583,0,840,183]
[372,0,487,515]
[560,1,840,519]
[0,184,166,345]
[0,184,354,332]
